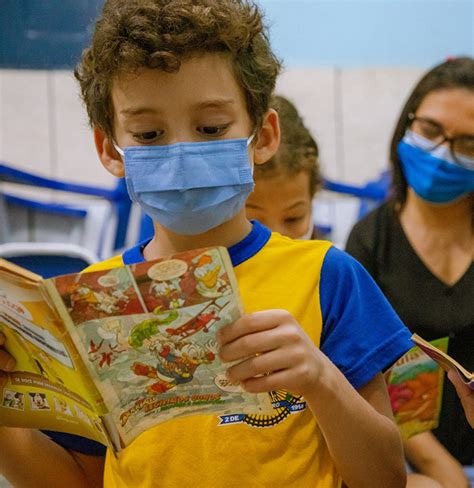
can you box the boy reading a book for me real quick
[0,1,413,487]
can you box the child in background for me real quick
[246,95,321,239]
[0,1,413,487]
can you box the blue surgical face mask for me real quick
[115,136,255,235]
[397,130,474,204]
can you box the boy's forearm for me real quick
[0,427,99,488]
[305,360,406,488]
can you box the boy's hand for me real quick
[0,332,15,387]
[217,310,324,396]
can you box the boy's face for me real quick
[246,170,313,239]
[107,52,267,166]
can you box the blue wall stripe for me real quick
[0,1,472,69]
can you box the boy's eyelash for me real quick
[197,124,230,136]
[285,216,304,223]
[133,131,163,143]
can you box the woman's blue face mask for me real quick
[397,130,474,204]
[115,135,255,235]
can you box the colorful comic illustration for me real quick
[386,337,448,440]
[53,268,146,325]
[133,248,232,312]
[70,248,273,445]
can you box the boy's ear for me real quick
[253,108,280,166]
[93,127,125,177]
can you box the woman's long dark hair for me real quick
[390,57,474,206]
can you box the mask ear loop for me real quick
[247,132,257,176]
[113,142,125,157]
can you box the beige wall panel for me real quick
[275,68,341,180]
[340,67,424,184]
[0,70,51,175]
[52,71,115,187]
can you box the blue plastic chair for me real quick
[322,170,390,220]
[0,163,133,257]
[0,243,97,278]
[310,170,391,245]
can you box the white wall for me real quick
[0,70,112,187]
[0,67,424,186]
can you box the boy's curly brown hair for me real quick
[255,95,321,197]
[75,0,282,137]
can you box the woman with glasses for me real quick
[346,57,474,488]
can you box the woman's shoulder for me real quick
[347,201,395,245]
[345,201,397,271]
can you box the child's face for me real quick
[246,170,313,239]
[111,52,254,152]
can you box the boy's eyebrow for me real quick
[119,98,235,117]
[284,201,308,211]
[120,106,161,116]
[192,98,236,110]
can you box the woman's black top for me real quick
[346,202,474,465]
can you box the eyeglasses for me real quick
[408,113,474,164]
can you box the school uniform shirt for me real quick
[346,202,474,466]
[47,220,412,487]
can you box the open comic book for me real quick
[386,337,448,440]
[0,247,274,453]
[412,333,474,390]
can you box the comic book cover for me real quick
[412,334,474,390]
[386,337,449,440]
[0,264,109,446]
[47,247,275,449]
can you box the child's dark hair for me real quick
[255,95,321,197]
[390,57,474,205]
[75,0,282,137]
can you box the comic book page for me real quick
[412,334,474,390]
[0,266,109,446]
[48,247,274,448]
[386,337,448,440]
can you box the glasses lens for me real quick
[411,119,445,148]
[453,136,474,159]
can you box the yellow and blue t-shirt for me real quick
[47,221,412,487]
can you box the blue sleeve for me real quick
[43,431,106,456]
[320,246,413,389]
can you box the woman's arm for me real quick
[404,431,469,488]
[448,369,474,428]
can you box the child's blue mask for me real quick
[116,136,255,235]
[398,130,474,204]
